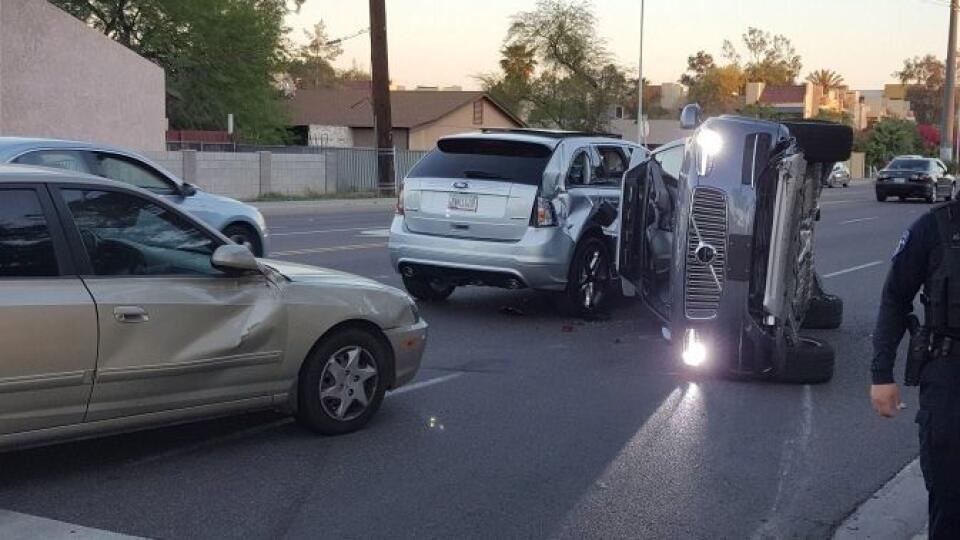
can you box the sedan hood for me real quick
[259,259,389,289]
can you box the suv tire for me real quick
[402,275,455,302]
[802,294,843,329]
[778,337,835,384]
[563,236,613,318]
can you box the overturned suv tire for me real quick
[778,337,835,384]
[802,294,843,330]
[782,121,854,163]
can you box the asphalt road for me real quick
[0,183,932,539]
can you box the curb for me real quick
[833,458,927,539]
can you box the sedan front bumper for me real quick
[384,319,428,389]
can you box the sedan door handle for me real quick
[114,306,149,323]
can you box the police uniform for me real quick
[873,200,960,536]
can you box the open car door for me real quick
[616,154,675,320]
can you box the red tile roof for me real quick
[758,85,807,104]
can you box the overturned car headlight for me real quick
[695,128,723,177]
[681,328,708,367]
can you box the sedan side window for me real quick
[14,150,92,174]
[92,153,176,195]
[566,150,590,187]
[61,189,222,277]
[0,190,60,277]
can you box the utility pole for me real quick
[941,0,958,161]
[369,0,395,196]
[636,0,645,146]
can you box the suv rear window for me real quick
[888,159,932,171]
[407,138,552,185]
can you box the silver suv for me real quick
[389,129,642,316]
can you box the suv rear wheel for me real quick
[402,275,455,302]
[563,236,612,318]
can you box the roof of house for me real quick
[758,85,807,104]
[287,89,524,129]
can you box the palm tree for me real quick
[500,44,537,81]
[806,69,845,91]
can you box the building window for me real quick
[473,100,484,125]
[615,106,624,119]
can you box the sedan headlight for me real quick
[695,128,723,176]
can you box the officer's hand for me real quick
[871,384,902,418]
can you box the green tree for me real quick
[679,51,715,86]
[857,118,924,168]
[731,27,802,85]
[806,69,845,91]
[688,65,744,115]
[50,0,303,143]
[894,54,946,125]
[490,0,630,131]
[287,21,343,90]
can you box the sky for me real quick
[286,0,956,91]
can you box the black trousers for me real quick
[918,358,960,538]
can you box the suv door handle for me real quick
[114,306,149,323]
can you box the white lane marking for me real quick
[391,373,465,396]
[822,261,884,279]
[0,509,141,539]
[359,228,391,237]
[839,216,878,225]
[820,199,856,205]
[271,226,387,237]
[272,242,388,257]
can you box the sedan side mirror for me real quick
[212,244,260,272]
[180,183,198,197]
[680,103,703,130]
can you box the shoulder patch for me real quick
[893,230,910,258]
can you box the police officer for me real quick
[872,199,960,536]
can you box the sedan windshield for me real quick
[886,159,931,171]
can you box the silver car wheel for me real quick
[319,345,379,422]
[578,248,606,310]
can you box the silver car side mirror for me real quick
[680,103,703,130]
[212,244,260,272]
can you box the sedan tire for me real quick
[223,223,264,257]
[297,327,390,435]
[778,337,835,384]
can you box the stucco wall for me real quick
[351,127,410,150]
[308,125,352,147]
[408,98,519,151]
[0,0,166,150]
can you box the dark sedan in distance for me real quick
[875,156,954,203]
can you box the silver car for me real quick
[0,137,269,255]
[0,165,426,450]
[389,129,643,317]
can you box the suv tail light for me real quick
[532,197,557,227]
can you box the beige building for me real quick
[288,89,524,151]
[0,0,167,150]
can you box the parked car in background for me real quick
[0,137,269,255]
[0,165,426,450]
[617,106,853,383]
[389,128,642,317]
[875,156,954,203]
[825,162,850,188]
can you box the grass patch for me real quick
[245,190,380,202]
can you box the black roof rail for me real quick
[479,128,623,139]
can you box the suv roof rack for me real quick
[479,128,623,140]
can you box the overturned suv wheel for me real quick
[778,337,835,384]
[802,294,843,330]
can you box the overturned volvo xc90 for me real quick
[617,106,852,383]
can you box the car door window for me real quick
[0,190,60,277]
[91,153,177,195]
[566,149,590,187]
[60,189,222,276]
[14,150,92,174]
[656,145,684,182]
[593,146,629,185]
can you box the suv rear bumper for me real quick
[388,216,575,291]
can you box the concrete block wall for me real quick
[194,152,261,200]
[270,153,329,195]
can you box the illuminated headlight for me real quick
[681,329,708,367]
[695,128,723,176]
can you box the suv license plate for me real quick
[449,193,478,212]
